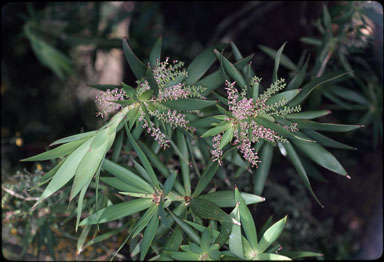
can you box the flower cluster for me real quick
[211,79,299,166]
[152,57,188,88]
[157,83,191,101]
[149,108,195,132]
[95,88,126,118]
[139,113,170,149]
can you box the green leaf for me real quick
[102,159,154,193]
[272,42,287,83]
[254,253,291,260]
[266,89,300,106]
[162,98,216,111]
[300,37,322,46]
[284,142,323,207]
[219,126,234,150]
[76,179,91,232]
[198,71,224,96]
[229,204,244,259]
[259,44,298,72]
[133,159,153,184]
[190,198,238,224]
[163,172,177,197]
[214,49,247,89]
[177,131,191,196]
[291,132,348,176]
[304,129,357,150]
[33,138,94,208]
[167,251,200,260]
[21,137,89,162]
[76,225,91,255]
[140,206,160,260]
[328,85,369,105]
[257,216,287,253]
[201,124,230,138]
[192,161,219,197]
[285,110,331,120]
[294,119,363,132]
[201,229,211,253]
[199,191,265,208]
[186,43,227,84]
[149,37,162,68]
[121,82,137,98]
[138,141,169,177]
[286,56,309,91]
[70,128,111,200]
[287,72,349,107]
[79,198,153,225]
[253,143,273,195]
[122,38,146,79]
[279,251,323,259]
[258,216,274,241]
[163,225,183,252]
[230,41,243,61]
[235,186,258,250]
[125,122,160,189]
[100,177,147,193]
[83,226,126,250]
[168,210,200,244]
[49,131,97,146]
[111,129,124,162]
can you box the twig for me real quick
[2,186,39,201]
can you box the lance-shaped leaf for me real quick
[149,37,162,68]
[213,49,247,89]
[294,119,363,132]
[192,161,219,197]
[279,251,323,259]
[235,186,258,250]
[125,123,160,189]
[186,43,226,84]
[304,129,356,150]
[257,216,287,253]
[70,128,112,200]
[76,179,92,232]
[219,126,234,150]
[49,131,97,146]
[288,71,349,107]
[291,132,348,176]
[163,172,177,197]
[100,177,147,193]
[229,203,244,259]
[168,210,200,244]
[122,38,146,79]
[284,142,323,207]
[21,137,89,162]
[80,198,153,225]
[272,42,287,83]
[259,44,298,72]
[83,225,126,250]
[189,198,239,225]
[266,89,300,106]
[177,131,191,195]
[201,124,230,138]
[166,251,200,260]
[286,110,331,120]
[140,206,160,260]
[32,138,94,208]
[286,56,309,90]
[102,159,154,193]
[253,143,274,195]
[254,253,291,260]
[199,190,265,208]
[162,98,216,111]
[76,225,91,255]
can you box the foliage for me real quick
[18,29,365,260]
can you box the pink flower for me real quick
[95,88,126,118]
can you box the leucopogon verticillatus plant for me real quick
[21,37,363,260]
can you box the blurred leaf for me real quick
[201,124,230,138]
[149,37,162,68]
[300,37,322,46]
[272,42,287,82]
[187,43,227,84]
[279,251,323,259]
[254,253,291,260]
[286,56,309,90]
[230,41,244,61]
[87,84,121,92]
[77,225,91,255]
[259,43,298,72]
[328,86,369,105]
[80,198,153,225]
[219,126,234,150]
[253,143,274,195]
